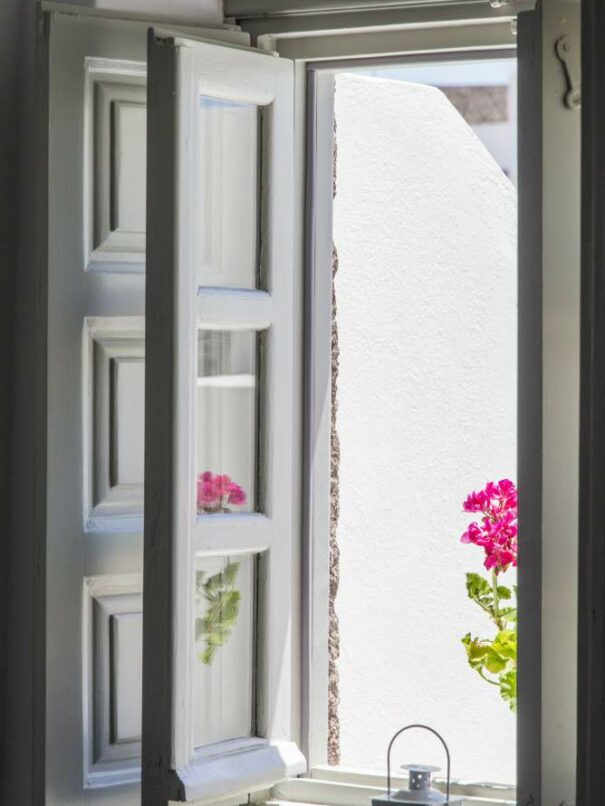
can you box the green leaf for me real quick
[223,562,240,586]
[200,646,216,665]
[462,634,491,670]
[493,629,517,661]
[499,669,517,712]
[497,585,512,600]
[483,648,508,674]
[499,607,518,622]
[466,572,492,601]
[195,561,242,665]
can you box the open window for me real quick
[18,2,583,806]
[143,33,304,805]
[142,2,580,806]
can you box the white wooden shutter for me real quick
[143,32,304,806]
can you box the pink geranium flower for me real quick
[197,471,247,513]
[461,479,518,573]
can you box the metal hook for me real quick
[555,35,581,110]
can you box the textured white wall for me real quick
[333,74,517,785]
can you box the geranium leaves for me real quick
[499,669,517,710]
[462,573,517,712]
[195,561,241,666]
[461,627,517,710]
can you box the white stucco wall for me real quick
[372,60,518,185]
[333,73,517,785]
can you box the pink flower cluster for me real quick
[197,471,247,513]
[461,479,518,573]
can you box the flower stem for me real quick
[492,569,504,631]
[478,668,500,687]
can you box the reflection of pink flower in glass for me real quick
[197,471,247,513]
[461,479,518,574]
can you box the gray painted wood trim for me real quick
[1,6,50,804]
[516,6,542,806]
[231,2,530,43]
[577,0,605,800]
[1,7,50,804]
[229,0,524,10]
[31,9,50,805]
[142,29,184,806]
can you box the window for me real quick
[283,9,548,803]
[140,4,578,806]
[143,35,304,805]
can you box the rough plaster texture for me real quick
[329,240,341,766]
[333,74,517,784]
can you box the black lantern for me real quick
[371,724,464,805]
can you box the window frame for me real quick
[143,30,305,806]
[255,13,541,805]
[302,43,520,775]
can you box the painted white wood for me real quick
[197,288,274,330]
[540,3,581,803]
[42,2,245,36]
[227,0,533,19]
[270,775,515,806]
[84,57,147,273]
[112,612,144,743]
[112,358,145,485]
[178,740,306,803]
[308,765,516,800]
[194,513,272,554]
[83,316,145,533]
[197,96,260,289]
[169,787,272,806]
[258,20,516,61]
[113,100,147,234]
[83,574,143,788]
[47,12,149,803]
[276,17,523,779]
[145,29,305,800]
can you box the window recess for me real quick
[252,6,543,806]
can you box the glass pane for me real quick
[196,330,258,514]
[193,554,255,747]
[198,96,259,289]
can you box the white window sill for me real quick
[267,765,516,806]
[173,739,306,804]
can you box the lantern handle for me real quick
[386,723,451,803]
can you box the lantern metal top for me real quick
[403,764,440,793]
